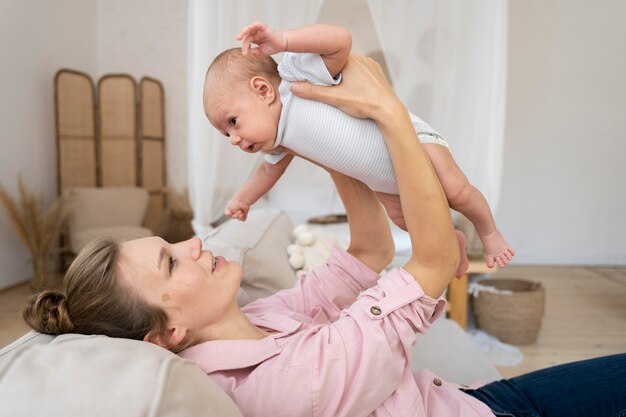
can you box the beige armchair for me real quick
[64,186,153,254]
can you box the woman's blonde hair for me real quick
[22,239,188,351]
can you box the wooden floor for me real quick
[490,265,626,378]
[1,266,625,379]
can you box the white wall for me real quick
[96,0,188,191]
[498,0,626,264]
[0,0,98,290]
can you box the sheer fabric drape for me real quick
[367,0,508,212]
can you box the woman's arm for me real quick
[291,55,459,298]
[328,170,394,273]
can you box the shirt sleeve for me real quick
[278,52,342,86]
[310,269,447,416]
[241,268,447,417]
[245,244,379,322]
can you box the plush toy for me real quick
[287,224,348,275]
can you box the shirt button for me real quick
[433,378,442,386]
[370,306,382,316]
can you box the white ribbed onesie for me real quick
[264,53,449,195]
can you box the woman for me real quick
[25,56,625,417]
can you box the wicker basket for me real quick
[472,279,545,345]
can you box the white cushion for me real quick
[0,333,242,417]
[200,208,296,305]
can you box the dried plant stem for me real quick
[0,176,69,291]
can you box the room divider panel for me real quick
[139,77,167,235]
[54,70,98,193]
[97,75,138,187]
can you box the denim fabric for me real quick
[463,353,626,417]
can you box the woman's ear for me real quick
[249,76,276,104]
[143,326,187,350]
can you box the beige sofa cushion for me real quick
[0,333,242,417]
[65,187,152,252]
[200,208,297,306]
[66,187,150,230]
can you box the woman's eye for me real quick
[168,256,177,273]
[228,117,237,126]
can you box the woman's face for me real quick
[119,236,243,342]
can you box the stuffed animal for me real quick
[287,224,348,276]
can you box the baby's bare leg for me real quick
[375,191,469,277]
[421,144,515,268]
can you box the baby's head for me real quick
[204,48,282,153]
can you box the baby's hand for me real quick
[237,21,287,57]
[225,197,250,222]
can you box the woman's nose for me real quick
[186,237,202,260]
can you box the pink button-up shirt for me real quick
[180,246,495,417]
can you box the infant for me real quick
[204,21,514,270]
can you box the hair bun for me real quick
[23,290,75,335]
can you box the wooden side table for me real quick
[446,260,495,330]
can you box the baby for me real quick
[204,21,514,270]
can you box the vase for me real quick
[30,254,51,292]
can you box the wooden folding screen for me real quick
[55,70,167,236]
[139,77,167,234]
[97,75,138,187]
[54,70,98,193]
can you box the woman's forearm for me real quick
[378,107,459,297]
[329,170,394,273]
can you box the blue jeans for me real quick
[462,353,626,417]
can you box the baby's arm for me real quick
[237,22,352,78]
[226,153,294,221]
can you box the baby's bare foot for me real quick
[455,230,469,278]
[481,229,515,268]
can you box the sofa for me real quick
[0,208,501,416]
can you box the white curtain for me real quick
[188,0,508,233]
[367,0,509,212]
[187,0,324,234]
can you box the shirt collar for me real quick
[178,313,302,374]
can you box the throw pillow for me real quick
[200,208,296,306]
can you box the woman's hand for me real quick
[290,55,402,121]
[237,22,287,57]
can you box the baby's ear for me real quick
[250,76,276,104]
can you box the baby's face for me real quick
[205,85,279,154]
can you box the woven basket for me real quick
[472,279,545,345]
